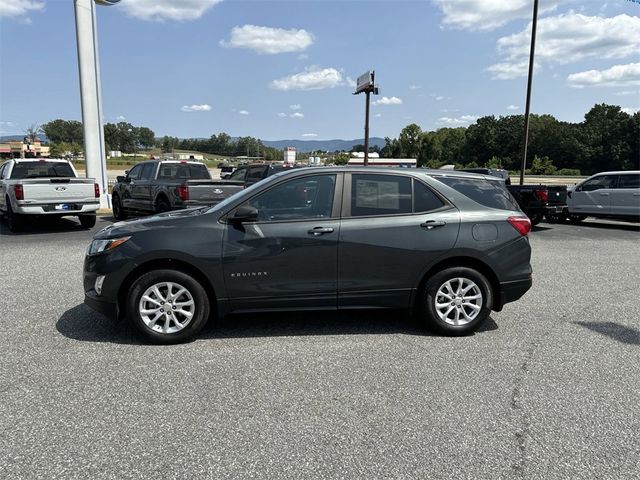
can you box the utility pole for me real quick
[354,70,378,167]
[520,0,539,186]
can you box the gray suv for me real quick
[84,167,532,344]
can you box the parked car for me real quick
[460,168,568,225]
[567,171,640,223]
[219,165,236,180]
[0,158,99,232]
[110,160,244,220]
[226,163,296,187]
[84,167,532,344]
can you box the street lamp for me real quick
[74,0,120,208]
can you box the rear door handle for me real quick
[421,220,446,230]
[308,226,334,236]
[599,192,609,196]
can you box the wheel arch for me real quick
[153,191,171,208]
[414,256,501,312]
[117,258,217,320]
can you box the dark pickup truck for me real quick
[460,168,567,225]
[111,160,243,220]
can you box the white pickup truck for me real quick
[0,158,100,232]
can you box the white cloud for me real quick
[433,0,567,31]
[0,0,44,19]
[0,121,16,127]
[373,96,403,106]
[614,90,638,96]
[374,113,382,118]
[622,107,639,115]
[238,110,249,115]
[435,95,444,101]
[181,104,212,112]
[507,105,520,110]
[290,112,304,119]
[116,115,126,121]
[221,25,313,54]
[437,115,479,126]
[271,67,346,91]
[297,53,309,60]
[302,133,318,137]
[567,63,640,88]
[289,104,302,110]
[121,0,222,21]
[489,13,640,79]
[409,85,421,90]
[346,76,357,88]
[277,112,288,118]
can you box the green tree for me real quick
[530,156,557,175]
[398,123,422,158]
[42,119,83,144]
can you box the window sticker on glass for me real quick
[378,181,400,209]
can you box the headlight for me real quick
[87,236,131,255]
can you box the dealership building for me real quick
[0,140,50,159]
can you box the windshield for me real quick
[11,161,75,179]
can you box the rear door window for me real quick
[247,166,267,182]
[414,180,445,213]
[140,163,156,180]
[229,167,247,182]
[437,176,520,211]
[350,174,412,217]
[616,174,640,189]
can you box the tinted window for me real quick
[243,174,336,222]
[140,163,156,180]
[437,176,520,211]
[0,163,6,179]
[414,180,445,213]
[247,166,267,181]
[157,163,210,180]
[616,174,640,189]
[229,167,247,182]
[127,164,143,180]
[10,161,75,179]
[580,175,616,191]
[350,174,412,217]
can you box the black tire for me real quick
[421,267,493,336]
[155,197,170,214]
[569,214,587,224]
[79,214,96,229]
[529,214,543,226]
[6,200,22,233]
[127,269,210,344]
[112,194,127,221]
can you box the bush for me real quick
[530,156,557,175]
[556,168,581,176]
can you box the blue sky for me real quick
[1,0,639,141]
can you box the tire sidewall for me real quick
[79,214,96,228]
[423,267,492,335]
[112,195,126,220]
[127,269,210,344]
[156,198,170,213]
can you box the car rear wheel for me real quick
[127,269,210,344]
[569,214,587,224]
[79,214,96,228]
[112,195,127,221]
[529,214,543,226]
[421,267,492,335]
[6,201,22,232]
[155,197,170,214]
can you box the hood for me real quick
[95,207,210,239]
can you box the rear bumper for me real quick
[499,277,532,309]
[14,202,99,215]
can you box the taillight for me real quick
[508,216,531,236]
[94,183,100,198]
[14,184,24,201]
[533,189,548,202]
[177,185,189,202]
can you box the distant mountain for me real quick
[262,137,386,153]
[0,135,28,142]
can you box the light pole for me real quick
[519,0,539,186]
[354,70,379,166]
[74,0,119,208]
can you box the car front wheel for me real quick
[422,267,492,335]
[127,269,210,344]
[112,195,127,221]
[6,201,22,232]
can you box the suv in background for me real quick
[84,167,532,344]
[568,171,640,223]
[227,163,295,187]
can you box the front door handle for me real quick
[421,220,446,230]
[308,226,334,236]
[599,192,609,196]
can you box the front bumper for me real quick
[84,290,118,318]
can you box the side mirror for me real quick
[230,205,258,224]
[116,175,125,183]
[124,176,132,183]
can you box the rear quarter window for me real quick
[436,176,520,211]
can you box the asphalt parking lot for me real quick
[1,216,638,479]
